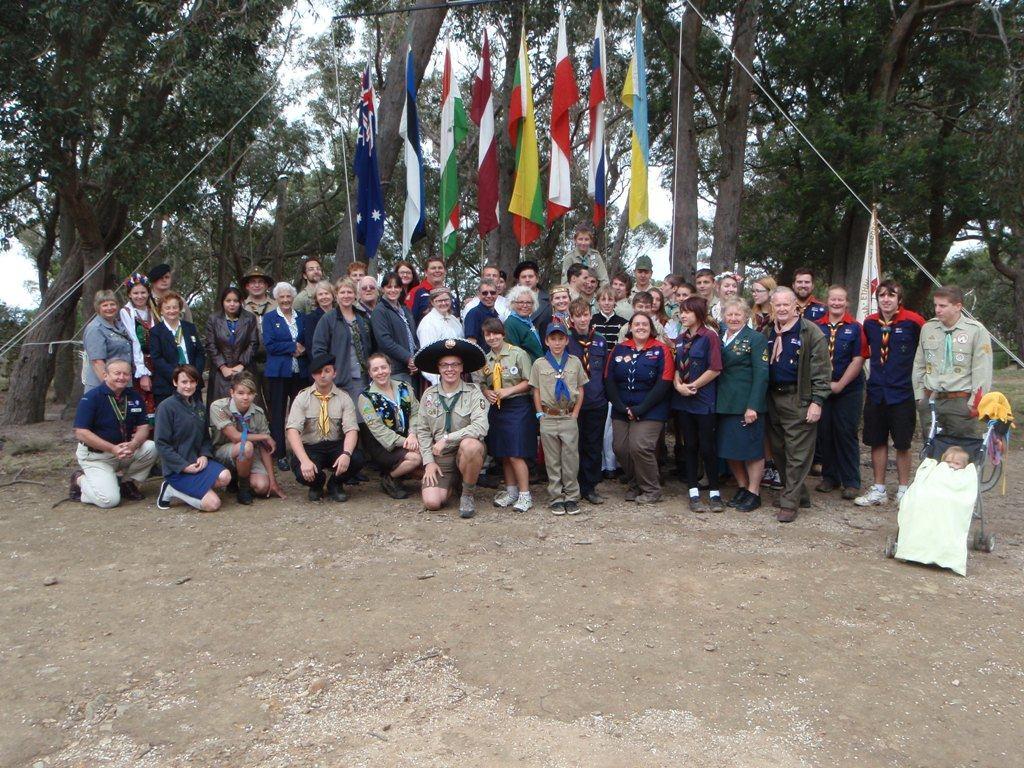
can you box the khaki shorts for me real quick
[214,443,268,474]
[428,450,460,493]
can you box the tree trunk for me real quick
[671,0,704,278]
[709,0,759,275]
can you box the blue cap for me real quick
[544,322,569,338]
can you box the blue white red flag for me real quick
[354,64,384,261]
[587,9,607,226]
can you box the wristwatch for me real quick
[341,450,352,457]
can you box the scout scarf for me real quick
[365,382,412,436]
[771,318,799,364]
[677,329,698,382]
[438,390,463,433]
[508,312,540,341]
[313,389,332,438]
[233,409,252,455]
[826,319,846,370]
[107,391,130,443]
[575,331,594,372]
[879,316,892,365]
[544,351,573,402]
[165,320,187,364]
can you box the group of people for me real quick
[71,222,994,522]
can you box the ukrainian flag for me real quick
[621,11,649,229]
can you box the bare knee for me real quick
[240,442,255,460]
[458,438,485,461]
[216,469,232,488]
[250,475,269,493]
[201,492,221,512]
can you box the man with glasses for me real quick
[463,278,501,351]
[357,275,379,315]
[462,264,510,320]
[414,339,489,518]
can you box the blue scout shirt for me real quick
[463,303,498,351]
[605,338,674,421]
[816,313,868,390]
[862,307,925,405]
[672,326,723,415]
[568,328,608,411]
[74,384,147,446]
[798,297,827,322]
[767,323,802,384]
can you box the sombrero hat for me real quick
[414,338,486,375]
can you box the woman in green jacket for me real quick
[504,285,544,361]
[716,298,769,511]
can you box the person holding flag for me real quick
[471,29,499,237]
[399,46,426,257]
[354,64,384,265]
[621,10,649,229]
[439,46,468,257]
[508,26,544,247]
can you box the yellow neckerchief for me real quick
[312,388,333,438]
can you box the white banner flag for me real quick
[856,207,881,322]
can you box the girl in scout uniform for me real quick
[480,317,537,513]
[357,353,422,499]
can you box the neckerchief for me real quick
[313,389,332,438]
[491,360,503,391]
[677,329,698,382]
[879,316,893,365]
[364,382,411,436]
[233,408,252,454]
[107,391,129,442]
[575,329,594,372]
[826,319,845,369]
[772,318,799,364]
[509,312,540,340]
[544,350,573,402]
[166,321,187,364]
[438,389,463,432]
[943,328,955,372]
[342,310,367,371]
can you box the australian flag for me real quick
[355,64,384,261]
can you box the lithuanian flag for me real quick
[621,11,649,229]
[508,28,544,247]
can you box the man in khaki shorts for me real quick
[414,339,489,518]
[912,285,993,441]
[209,372,285,504]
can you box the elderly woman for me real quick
[505,285,544,361]
[370,271,419,384]
[416,286,464,385]
[262,281,309,471]
[606,311,674,504]
[357,352,422,499]
[204,286,259,406]
[150,291,204,405]
[119,274,157,421]
[312,277,374,406]
[83,289,134,393]
[715,298,769,511]
[302,280,337,355]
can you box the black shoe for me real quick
[736,492,762,512]
[602,470,617,481]
[708,495,725,513]
[727,488,750,508]
[119,480,144,501]
[326,483,348,502]
[236,479,254,505]
[156,481,172,510]
[69,470,83,502]
[799,496,812,509]
[308,486,323,502]
[276,457,291,473]
[564,500,581,515]
[226,477,239,494]
[381,474,409,499]
[477,473,499,488]
[582,490,605,505]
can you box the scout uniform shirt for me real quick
[767,323,802,384]
[286,384,359,444]
[815,313,868,389]
[672,326,723,415]
[912,314,993,400]
[606,338,675,422]
[74,384,147,446]
[357,379,420,451]
[797,296,827,322]
[529,352,589,414]
[482,343,533,400]
[209,397,270,451]
[244,295,277,336]
[862,307,925,405]
[561,247,610,286]
[415,380,489,465]
[568,329,609,411]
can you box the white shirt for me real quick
[163,318,190,365]
[416,309,464,385]
[278,307,300,373]
[120,304,152,376]
[462,295,510,321]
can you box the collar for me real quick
[163,318,182,332]
[437,380,469,397]
[938,315,967,331]
[368,379,403,397]
[311,384,340,399]
[276,307,296,321]
[419,280,435,293]
[798,295,823,307]
[817,313,857,326]
[624,337,658,352]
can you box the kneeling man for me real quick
[71,359,158,508]
[286,354,365,502]
[414,339,489,518]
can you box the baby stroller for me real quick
[884,394,1012,560]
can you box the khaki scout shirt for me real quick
[286,385,358,444]
[293,284,318,315]
[209,397,270,450]
[357,379,420,452]
[912,315,993,400]
[244,296,277,322]
[529,353,589,412]
[482,343,533,400]
[415,380,489,465]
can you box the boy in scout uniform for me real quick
[567,299,609,505]
[285,354,364,502]
[560,223,610,287]
[414,339,490,518]
[530,323,589,515]
[912,285,993,441]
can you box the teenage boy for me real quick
[566,263,591,303]
[694,268,716,305]
[147,263,193,322]
[560,223,609,286]
[855,280,925,506]
[293,256,325,314]
[514,260,549,321]
[567,300,609,504]
[209,372,285,504]
[630,255,655,297]
[530,323,589,515]
[463,278,501,351]
[792,267,827,321]
[610,273,634,320]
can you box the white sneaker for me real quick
[493,490,518,508]
[512,495,533,513]
[854,487,889,506]
[895,487,908,503]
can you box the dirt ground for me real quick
[2,411,1022,768]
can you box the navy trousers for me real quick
[577,406,606,495]
[819,387,863,488]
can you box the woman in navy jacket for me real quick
[262,282,310,470]
[150,291,205,405]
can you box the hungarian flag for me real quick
[470,29,499,236]
[621,11,649,229]
[439,46,468,258]
[856,206,881,322]
[587,9,607,226]
[508,28,544,247]
[354,64,385,262]
[399,46,425,256]
[547,8,579,224]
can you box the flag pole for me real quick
[330,22,358,265]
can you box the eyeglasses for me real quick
[434,297,452,303]
[481,291,497,297]
[438,362,462,370]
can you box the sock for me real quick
[519,491,532,501]
[897,484,908,494]
[167,484,204,510]
[874,484,885,493]
[505,485,519,499]
[689,487,699,499]
[462,483,476,497]
[709,490,721,499]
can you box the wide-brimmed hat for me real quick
[241,265,274,285]
[635,255,654,271]
[147,263,172,282]
[309,353,336,375]
[513,260,541,281]
[414,338,485,375]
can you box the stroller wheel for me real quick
[883,535,898,559]
[973,532,996,554]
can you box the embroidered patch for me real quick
[509,366,519,375]
[445,339,456,349]
[956,333,968,345]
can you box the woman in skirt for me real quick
[154,364,231,512]
[480,317,537,512]
[119,272,158,424]
[715,298,769,511]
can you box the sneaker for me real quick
[736,492,761,512]
[764,466,784,490]
[636,492,663,506]
[156,481,172,510]
[708,495,725,513]
[564,500,581,515]
[512,495,533,513]
[493,490,518,508]
[119,480,144,501]
[550,502,567,516]
[895,487,908,504]
[381,474,409,500]
[854,487,888,507]
[276,457,291,473]
[459,495,476,519]
[688,496,708,513]
[69,470,83,502]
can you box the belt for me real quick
[925,390,969,400]
[542,405,574,416]
[770,383,798,394]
